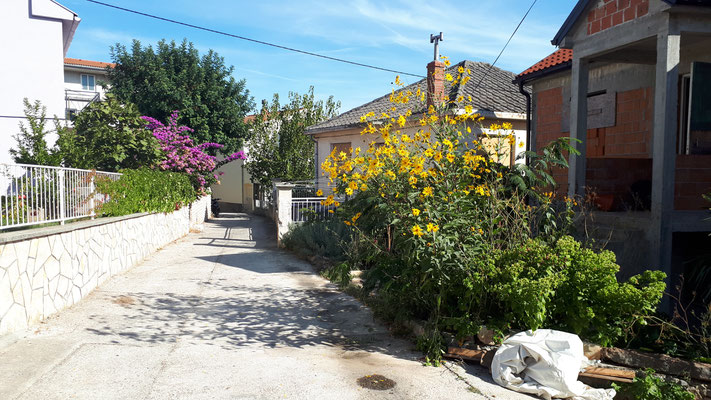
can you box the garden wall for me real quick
[0,195,210,337]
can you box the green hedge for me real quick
[95,168,196,217]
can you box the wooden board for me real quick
[445,347,484,362]
[582,367,635,380]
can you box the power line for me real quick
[472,0,538,93]
[86,0,426,79]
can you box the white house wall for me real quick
[0,0,76,165]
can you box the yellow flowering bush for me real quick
[311,63,665,363]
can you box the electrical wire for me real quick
[472,0,538,93]
[86,0,426,79]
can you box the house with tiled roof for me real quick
[305,59,528,185]
[513,0,711,297]
[63,57,115,120]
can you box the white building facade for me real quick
[0,0,80,165]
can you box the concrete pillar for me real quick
[568,56,589,198]
[275,183,295,246]
[651,28,680,284]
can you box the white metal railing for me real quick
[291,197,333,222]
[0,163,121,230]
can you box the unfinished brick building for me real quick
[514,0,711,289]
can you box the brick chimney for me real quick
[426,60,445,108]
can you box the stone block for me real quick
[28,287,43,323]
[44,256,60,281]
[34,238,52,272]
[0,272,14,316]
[14,241,31,272]
[0,244,17,272]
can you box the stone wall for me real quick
[0,195,210,337]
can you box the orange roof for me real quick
[64,57,116,69]
[517,49,573,79]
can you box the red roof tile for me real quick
[64,57,116,69]
[517,49,573,78]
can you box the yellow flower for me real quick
[412,208,421,217]
[408,175,418,185]
[518,141,525,148]
[345,188,354,195]
[328,209,334,214]
[426,223,439,233]
[397,115,406,127]
[411,225,424,236]
[422,187,433,197]
[446,153,455,163]
[445,73,453,81]
[316,189,323,196]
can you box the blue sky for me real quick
[62,0,577,114]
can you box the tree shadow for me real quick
[86,280,402,356]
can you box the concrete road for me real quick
[0,213,532,400]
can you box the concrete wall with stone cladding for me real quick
[0,199,209,336]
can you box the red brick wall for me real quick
[675,155,711,210]
[587,0,649,36]
[535,87,568,193]
[592,87,654,158]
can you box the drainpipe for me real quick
[518,80,532,163]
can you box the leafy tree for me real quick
[10,98,62,166]
[58,94,161,172]
[246,87,339,189]
[108,39,254,154]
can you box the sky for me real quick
[61,0,578,114]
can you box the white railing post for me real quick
[275,183,295,246]
[89,173,96,220]
[59,169,66,225]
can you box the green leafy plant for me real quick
[94,169,195,216]
[10,98,62,166]
[245,87,340,192]
[612,369,695,400]
[58,94,162,172]
[109,39,254,154]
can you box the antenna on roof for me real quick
[430,32,443,61]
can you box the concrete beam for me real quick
[573,14,666,59]
[651,25,680,285]
[568,56,589,198]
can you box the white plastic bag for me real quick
[491,329,616,400]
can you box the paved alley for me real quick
[0,213,531,399]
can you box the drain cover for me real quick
[357,374,396,390]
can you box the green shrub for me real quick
[281,220,352,261]
[95,169,196,216]
[612,369,695,400]
[495,237,667,346]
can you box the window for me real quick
[679,62,711,155]
[81,74,95,91]
[330,142,352,158]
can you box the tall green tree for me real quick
[10,99,62,166]
[108,39,254,154]
[245,87,340,189]
[58,94,161,172]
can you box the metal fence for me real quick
[291,197,334,222]
[0,163,121,230]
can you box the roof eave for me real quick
[552,0,591,46]
[514,61,573,84]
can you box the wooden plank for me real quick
[579,372,634,384]
[583,367,635,380]
[445,347,484,362]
